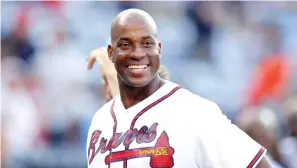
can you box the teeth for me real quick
[128,65,148,69]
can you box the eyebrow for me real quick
[118,37,130,41]
[117,36,155,42]
[142,36,154,40]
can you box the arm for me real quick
[87,47,119,98]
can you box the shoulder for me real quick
[175,86,221,113]
[169,85,223,124]
[168,81,215,106]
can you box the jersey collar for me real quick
[114,80,180,114]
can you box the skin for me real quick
[107,9,165,109]
[92,8,274,168]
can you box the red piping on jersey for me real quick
[122,85,183,168]
[108,100,117,168]
[247,147,266,168]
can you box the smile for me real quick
[127,64,149,72]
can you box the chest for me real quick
[88,104,198,168]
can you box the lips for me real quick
[127,64,149,72]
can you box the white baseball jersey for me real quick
[86,80,267,168]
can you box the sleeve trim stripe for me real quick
[247,147,267,168]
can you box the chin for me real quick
[126,78,151,88]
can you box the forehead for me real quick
[113,20,156,42]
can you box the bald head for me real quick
[110,9,158,44]
[107,9,162,88]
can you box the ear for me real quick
[158,42,162,57]
[107,45,114,63]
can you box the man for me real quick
[86,9,273,168]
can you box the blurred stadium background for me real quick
[1,1,297,168]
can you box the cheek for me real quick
[149,54,161,71]
[114,54,127,69]
[117,49,130,56]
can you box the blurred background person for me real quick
[237,107,286,168]
[1,1,297,168]
[279,95,297,168]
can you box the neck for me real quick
[119,76,165,109]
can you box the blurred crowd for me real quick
[1,1,297,168]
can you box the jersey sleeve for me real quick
[196,102,267,168]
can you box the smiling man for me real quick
[86,9,274,168]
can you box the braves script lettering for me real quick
[88,122,175,168]
[88,123,158,164]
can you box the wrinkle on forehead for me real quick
[110,9,158,43]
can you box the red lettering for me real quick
[143,123,158,143]
[136,126,148,143]
[99,138,109,153]
[88,130,101,164]
[123,129,136,146]
[88,123,159,165]
[112,133,123,148]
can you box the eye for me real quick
[118,43,132,49]
[142,41,155,47]
[119,43,131,47]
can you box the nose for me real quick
[129,44,146,60]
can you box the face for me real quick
[108,22,161,87]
